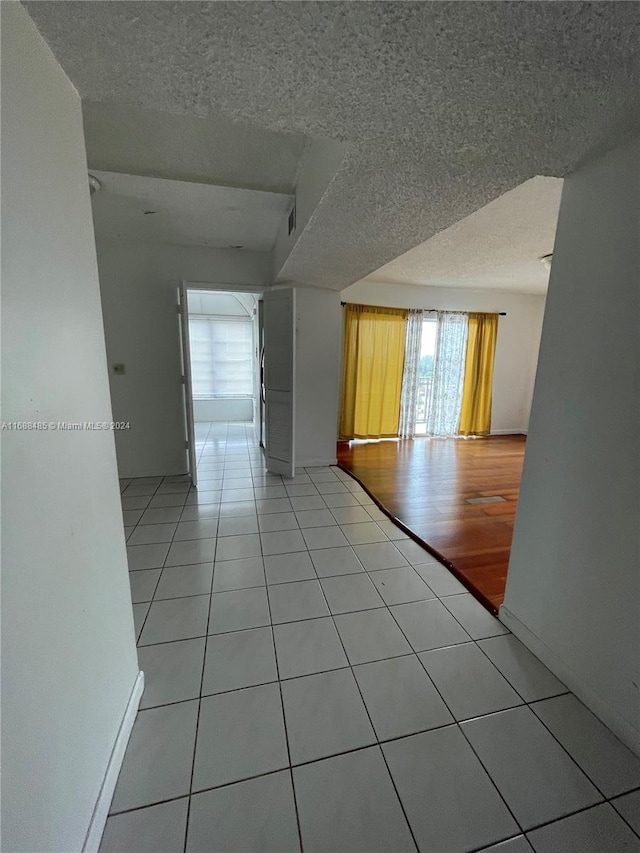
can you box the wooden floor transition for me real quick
[337,434,526,611]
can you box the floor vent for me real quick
[466,495,507,504]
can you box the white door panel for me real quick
[263,288,295,477]
[253,307,261,445]
[178,283,197,486]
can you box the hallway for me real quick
[107,423,640,852]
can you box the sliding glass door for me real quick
[415,317,437,435]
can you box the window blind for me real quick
[188,315,254,398]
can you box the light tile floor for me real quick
[103,422,640,853]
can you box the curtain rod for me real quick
[340,302,506,316]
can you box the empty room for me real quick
[3,3,639,853]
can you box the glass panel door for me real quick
[415,317,437,435]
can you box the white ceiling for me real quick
[362,176,564,295]
[26,2,640,289]
[90,171,292,251]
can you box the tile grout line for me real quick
[106,754,640,824]
[609,792,640,841]
[341,536,531,844]
[118,425,640,848]
[403,594,636,839]
[528,793,640,843]
[125,421,212,840]
[339,568,528,842]
[516,798,640,841]
[189,426,302,849]
[134,474,195,612]
[181,479,219,853]
[261,517,306,853]
[522,702,620,807]
[372,550,610,838]
[308,553,421,852]
[316,500,551,844]
[137,474,204,644]
[124,476,169,642]
[466,631,585,793]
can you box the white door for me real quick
[177,283,198,487]
[263,288,295,477]
[252,304,262,445]
[257,299,266,448]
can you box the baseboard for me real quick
[490,429,528,436]
[82,670,145,853]
[296,457,338,469]
[499,606,640,756]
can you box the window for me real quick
[415,317,437,433]
[188,315,254,398]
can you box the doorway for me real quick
[179,284,297,482]
[187,289,259,425]
[179,287,263,483]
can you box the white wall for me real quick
[96,242,270,477]
[1,6,140,851]
[342,280,546,434]
[502,137,640,754]
[294,286,343,467]
[194,398,253,423]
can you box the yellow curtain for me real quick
[459,312,499,436]
[339,304,408,439]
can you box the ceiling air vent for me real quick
[288,204,296,236]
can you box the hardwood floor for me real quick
[337,435,526,612]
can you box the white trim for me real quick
[189,313,253,323]
[499,606,640,756]
[183,280,267,294]
[192,395,255,402]
[82,670,145,853]
[490,429,528,435]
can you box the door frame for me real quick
[177,283,198,486]
[180,280,266,476]
[256,299,265,447]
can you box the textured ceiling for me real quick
[83,102,306,195]
[91,170,292,250]
[363,176,564,295]
[25,1,640,291]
